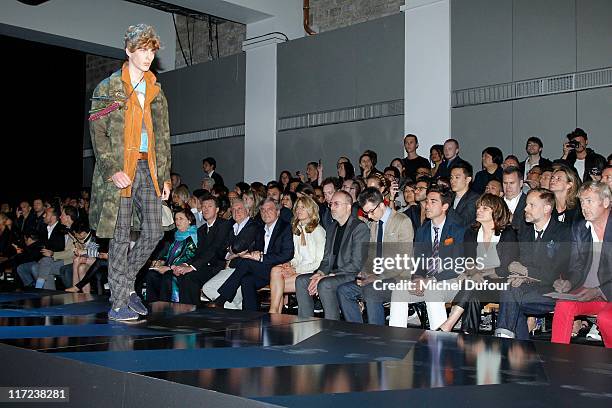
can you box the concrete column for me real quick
[242,34,286,183]
[402,0,451,151]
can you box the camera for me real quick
[567,140,580,149]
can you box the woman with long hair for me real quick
[549,165,583,224]
[437,194,518,333]
[242,189,264,220]
[430,144,444,177]
[268,196,325,314]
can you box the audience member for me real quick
[520,137,552,180]
[389,184,466,330]
[296,191,369,319]
[502,166,528,232]
[558,128,606,182]
[472,147,504,194]
[550,181,611,347]
[269,197,325,314]
[338,187,413,325]
[449,162,479,227]
[549,165,583,225]
[495,188,571,340]
[402,134,431,181]
[436,139,469,179]
[203,157,224,187]
[430,144,444,177]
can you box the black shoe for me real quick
[313,297,323,313]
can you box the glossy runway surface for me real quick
[1,290,611,407]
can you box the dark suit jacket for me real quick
[227,218,259,268]
[210,171,224,187]
[43,224,66,253]
[318,216,370,276]
[191,218,232,272]
[250,218,294,267]
[403,204,426,234]
[567,217,612,300]
[413,217,466,281]
[463,226,518,278]
[451,190,480,228]
[517,216,571,288]
[436,156,469,179]
[510,193,528,233]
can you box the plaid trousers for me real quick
[108,160,163,309]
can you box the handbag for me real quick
[161,203,175,230]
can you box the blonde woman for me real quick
[269,196,325,313]
[549,165,582,224]
[242,190,264,220]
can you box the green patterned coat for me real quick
[88,69,171,238]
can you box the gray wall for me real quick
[451,0,612,168]
[158,53,246,190]
[277,14,406,174]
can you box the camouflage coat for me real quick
[88,67,171,238]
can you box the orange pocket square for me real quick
[443,237,454,246]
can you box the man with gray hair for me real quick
[88,24,171,321]
[551,181,611,346]
[201,176,215,192]
[208,198,294,311]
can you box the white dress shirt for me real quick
[47,222,58,240]
[263,219,278,255]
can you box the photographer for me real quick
[558,128,606,182]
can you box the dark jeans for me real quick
[496,283,556,340]
[337,279,391,325]
[218,259,270,311]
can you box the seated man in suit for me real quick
[495,188,571,340]
[210,198,294,311]
[551,181,611,347]
[296,191,370,320]
[170,196,232,304]
[449,162,480,228]
[389,185,466,330]
[16,206,66,288]
[502,166,528,232]
[337,187,414,325]
[202,198,259,308]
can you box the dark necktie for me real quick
[535,229,543,241]
[427,226,440,277]
[376,220,384,257]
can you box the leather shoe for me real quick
[205,302,220,308]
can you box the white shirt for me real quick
[523,156,539,180]
[477,227,501,269]
[233,217,250,236]
[583,221,602,288]
[379,207,392,238]
[431,218,446,247]
[504,194,522,215]
[574,159,585,181]
[534,217,551,241]
[47,222,58,240]
[290,224,326,274]
[263,219,278,255]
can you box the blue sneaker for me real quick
[108,306,139,321]
[128,292,148,315]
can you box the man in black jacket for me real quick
[449,162,479,227]
[495,188,571,340]
[519,136,552,181]
[202,157,224,187]
[557,128,606,182]
[211,198,294,311]
[436,138,470,179]
[550,181,611,346]
[171,196,232,304]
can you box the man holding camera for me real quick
[558,128,606,182]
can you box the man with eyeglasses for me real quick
[337,187,413,325]
[295,191,370,319]
[404,178,431,231]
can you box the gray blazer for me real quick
[318,216,370,276]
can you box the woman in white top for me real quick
[269,196,326,314]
